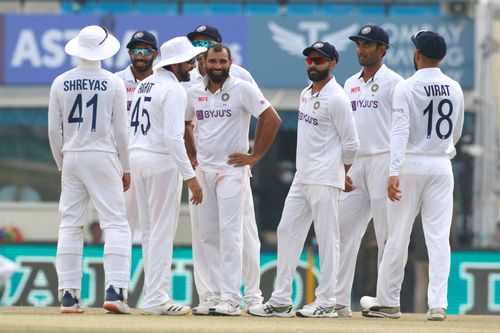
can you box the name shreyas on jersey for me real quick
[195,109,232,120]
[350,100,379,111]
[137,82,155,94]
[424,84,450,96]
[298,111,318,126]
[63,79,108,91]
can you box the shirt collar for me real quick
[306,76,337,98]
[202,75,233,93]
[357,64,388,82]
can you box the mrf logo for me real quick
[198,96,208,102]
[459,263,500,315]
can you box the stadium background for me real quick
[0,0,498,315]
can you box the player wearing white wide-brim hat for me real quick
[65,25,120,61]
[49,25,132,314]
[128,36,205,315]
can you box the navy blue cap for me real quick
[187,25,222,43]
[303,41,339,63]
[411,30,447,60]
[126,31,158,50]
[349,25,389,47]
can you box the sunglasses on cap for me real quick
[306,57,329,66]
[192,40,212,48]
[130,48,154,57]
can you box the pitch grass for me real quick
[0,307,498,333]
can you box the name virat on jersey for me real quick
[63,79,108,91]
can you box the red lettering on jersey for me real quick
[126,87,135,93]
[351,87,360,93]
[198,96,208,102]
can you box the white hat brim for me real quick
[153,46,207,70]
[65,34,120,61]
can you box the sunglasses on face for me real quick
[306,57,329,65]
[192,40,212,48]
[185,57,196,65]
[129,48,154,57]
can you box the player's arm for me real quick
[111,79,131,191]
[183,94,198,169]
[453,86,465,146]
[48,79,64,171]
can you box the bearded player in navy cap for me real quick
[334,24,403,317]
[360,30,464,321]
[249,41,359,318]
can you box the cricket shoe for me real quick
[335,304,352,317]
[244,298,263,314]
[296,303,338,318]
[209,300,241,316]
[103,285,131,314]
[193,297,220,315]
[427,307,446,321]
[360,296,401,319]
[142,301,191,316]
[60,289,83,314]
[248,301,295,318]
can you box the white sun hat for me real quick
[153,36,207,70]
[65,25,120,61]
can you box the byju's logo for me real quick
[195,110,204,120]
[268,21,359,57]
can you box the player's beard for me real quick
[132,58,153,73]
[307,68,329,82]
[206,68,229,83]
[177,67,191,82]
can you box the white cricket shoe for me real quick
[60,289,84,314]
[335,304,352,317]
[209,300,241,316]
[103,285,130,314]
[248,301,295,318]
[193,297,220,316]
[244,298,263,314]
[360,296,401,319]
[427,307,446,321]
[142,301,191,316]
[296,303,338,318]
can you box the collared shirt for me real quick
[186,75,270,174]
[48,60,129,172]
[344,64,403,156]
[390,67,464,176]
[128,68,195,180]
[294,76,360,189]
[115,65,139,113]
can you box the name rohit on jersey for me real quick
[63,79,108,91]
[350,100,379,111]
[298,111,318,125]
[195,109,232,120]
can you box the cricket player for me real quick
[185,43,281,316]
[360,30,464,321]
[48,25,132,314]
[335,25,403,317]
[115,31,158,243]
[128,36,204,315]
[184,24,264,313]
[249,41,359,318]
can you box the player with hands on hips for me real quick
[360,30,464,321]
[48,25,132,314]
[185,43,281,316]
[334,25,403,317]
[128,36,205,315]
[248,41,359,318]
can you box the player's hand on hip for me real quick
[187,177,203,205]
[227,153,259,168]
[387,175,402,201]
[122,173,131,192]
[343,175,357,192]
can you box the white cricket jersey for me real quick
[186,75,270,174]
[344,64,403,156]
[294,77,360,189]
[48,61,129,172]
[115,65,139,113]
[128,68,195,180]
[390,68,464,176]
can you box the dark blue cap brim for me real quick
[349,35,389,47]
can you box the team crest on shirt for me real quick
[221,93,230,101]
[313,101,320,110]
[371,84,379,92]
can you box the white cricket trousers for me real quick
[377,155,453,309]
[124,180,141,243]
[129,151,183,308]
[190,175,262,304]
[271,183,340,307]
[56,151,131,291]
[335,153,389,306]
[194,168,247,305]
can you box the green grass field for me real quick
[0,307,499,333]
